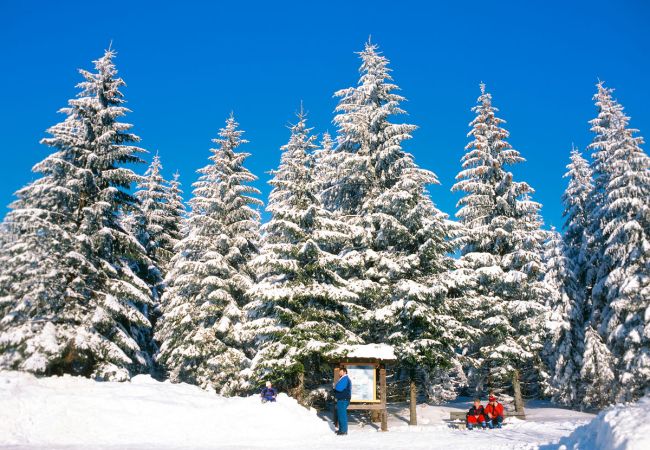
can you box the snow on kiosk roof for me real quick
[326,344,397,363]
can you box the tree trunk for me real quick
[409,378,417,426]
[293,371,305,406]
[512,369,524,412]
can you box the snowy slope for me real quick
[0,371,606,449]
[548,396,650,450]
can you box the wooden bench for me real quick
[447,410,526,429]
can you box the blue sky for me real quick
[1,0,648,228]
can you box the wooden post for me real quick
[409,378,417,426]
[380,366,388,432]
[512,369,524,413]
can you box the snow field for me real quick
[550,396,650,450]
[1,371,624,450]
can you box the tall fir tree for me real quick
[130,154,185,276]
[165,171,186,254]
[155,115,261,395]
[545,148,592,406]
[562,148,593,287]
[245,110,360,396]
[586,83,650,404]
[313,131,337,197]
[0,48,155,380]
[324,41,465,403]
[451,84,548,401]
[542,228,582,405]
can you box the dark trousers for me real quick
[487,416,503,429]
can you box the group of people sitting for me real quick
[466,394,505,430]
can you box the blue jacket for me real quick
[334,374,351,401]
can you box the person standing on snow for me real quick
[260,381,277,403]
[484,394,504,428]
[333,367,351,435]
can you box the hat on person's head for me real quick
[489,395,496,402]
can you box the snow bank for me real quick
[0,371,601,449]
[549,396,650,450]
[0,370,329,448]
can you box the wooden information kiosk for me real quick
[328,344,396,432]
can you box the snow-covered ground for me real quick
[548,396,650,450]
[0,371,641,449]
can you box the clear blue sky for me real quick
[1,0,648,229]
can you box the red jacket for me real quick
[484,402,504,418]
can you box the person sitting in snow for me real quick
[466,398,487,430]
[484,394,504,429]
[260,381,277,403]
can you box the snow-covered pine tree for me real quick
[587,83,650,403]
[0,115,91,376]
[312,131,336,197]
[131,154,184,275]
[580,326,616,408]
[155,115,261,395]
[245,110,360,397]
[0,48,155,381]
[542,228,583,405]
[165,171,186,254]
[544,147,593,406]
[451,84,548,403]
[324,40,466,407]
[562,148,593,288]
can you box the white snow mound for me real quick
[0,370,329,448]
[551,395,650,450]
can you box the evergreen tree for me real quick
[588,83,650,403]
[324,41,465,402]
[580,326,616,408]
[313,131,337,197]
[245,110,359,395]
[155,115,261,394]
[542,228,582,405]
[0,48,155,380]
[451,84,548,400]
[562,148,593,285]
[131,154,184,274]
[165,171,186,254]
[545,148,592,406]
[0,115,89,376]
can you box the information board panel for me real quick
[345,364,378,403]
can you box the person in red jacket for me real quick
[466,398,487,430]
[484,395,504,429]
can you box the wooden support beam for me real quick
[380,367,387,432]
[347,404,385,411]
[409,379,417,426]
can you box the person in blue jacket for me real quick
[333,367,352,435]
[260,381,277,403]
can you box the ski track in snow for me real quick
[0,371,605,450]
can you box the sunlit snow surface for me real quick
[0,371,642,449]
